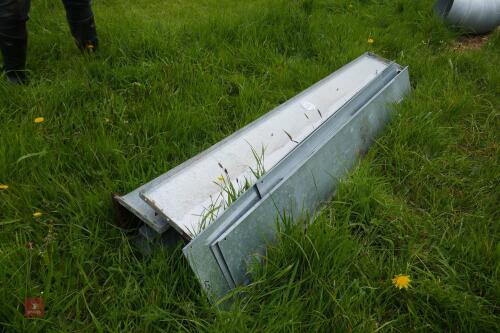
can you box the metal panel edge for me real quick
[115,191,170,233]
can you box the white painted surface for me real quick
[142,55,390,238]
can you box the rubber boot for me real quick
[0,34,28,84]
[67,15,98,53]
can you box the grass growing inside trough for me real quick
[196,144,266,237]
[0,0,499,331]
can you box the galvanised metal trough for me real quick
[113,53,411,302]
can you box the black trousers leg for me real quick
[0,0,30,37]
[62,0,98,52]
[62,0,92,22]
[0,0,30,82]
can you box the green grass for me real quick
[1,0,499,331]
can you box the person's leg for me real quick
[62,0,98,52]
[0,0,30,83]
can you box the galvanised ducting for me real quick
[435,0,500,34]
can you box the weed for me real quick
[193,144,266,237]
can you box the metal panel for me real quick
[142,53,391,239]
[213,68,410,287]
[182,186,261,301]
[183,57,409,302]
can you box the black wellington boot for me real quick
[67,15,98,53]
[0,34,28,84]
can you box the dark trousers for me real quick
[0,0,93,39]
[0,0,96,79]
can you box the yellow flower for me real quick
[392,274,411,289]
[0,184,8,190]
[33,212,43,218]
[34,117,45,123]
[368,38,374,44]
[217,175,225,182]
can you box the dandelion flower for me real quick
[0,184,8,190]
[217,175,225,182]
[34,117,45,124]
[33,212,43,218]
[392,274,411,289]
[368,38,374,44]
